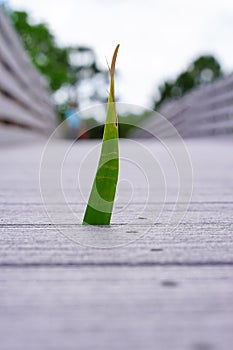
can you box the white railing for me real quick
[133,72,233,138]
[0,7,57,134]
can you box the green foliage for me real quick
[79,111,150,139]
[83,45,120,225]
[154,55,223,109]
[118,111,151,138]
[9,9,107,108]
[10,10,73,91]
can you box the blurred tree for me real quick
[10,10,73,91]
[153,55,223,109]
[8,9,108,114]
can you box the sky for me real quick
[6,0,233,108]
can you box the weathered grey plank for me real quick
[0,266,233,350]
[0,63,56,123]
[0,93,49,131]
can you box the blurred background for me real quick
[0,0,233,139]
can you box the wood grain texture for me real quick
[0,138,233,350]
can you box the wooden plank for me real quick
[0,63,56,123]
[0,266,232,350]
[192,89,233,111]
[0,93,49,131]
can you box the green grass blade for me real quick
[83,44,120,225]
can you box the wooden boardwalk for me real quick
[1,133,233,350]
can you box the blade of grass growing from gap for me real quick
[83,44,120,225]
